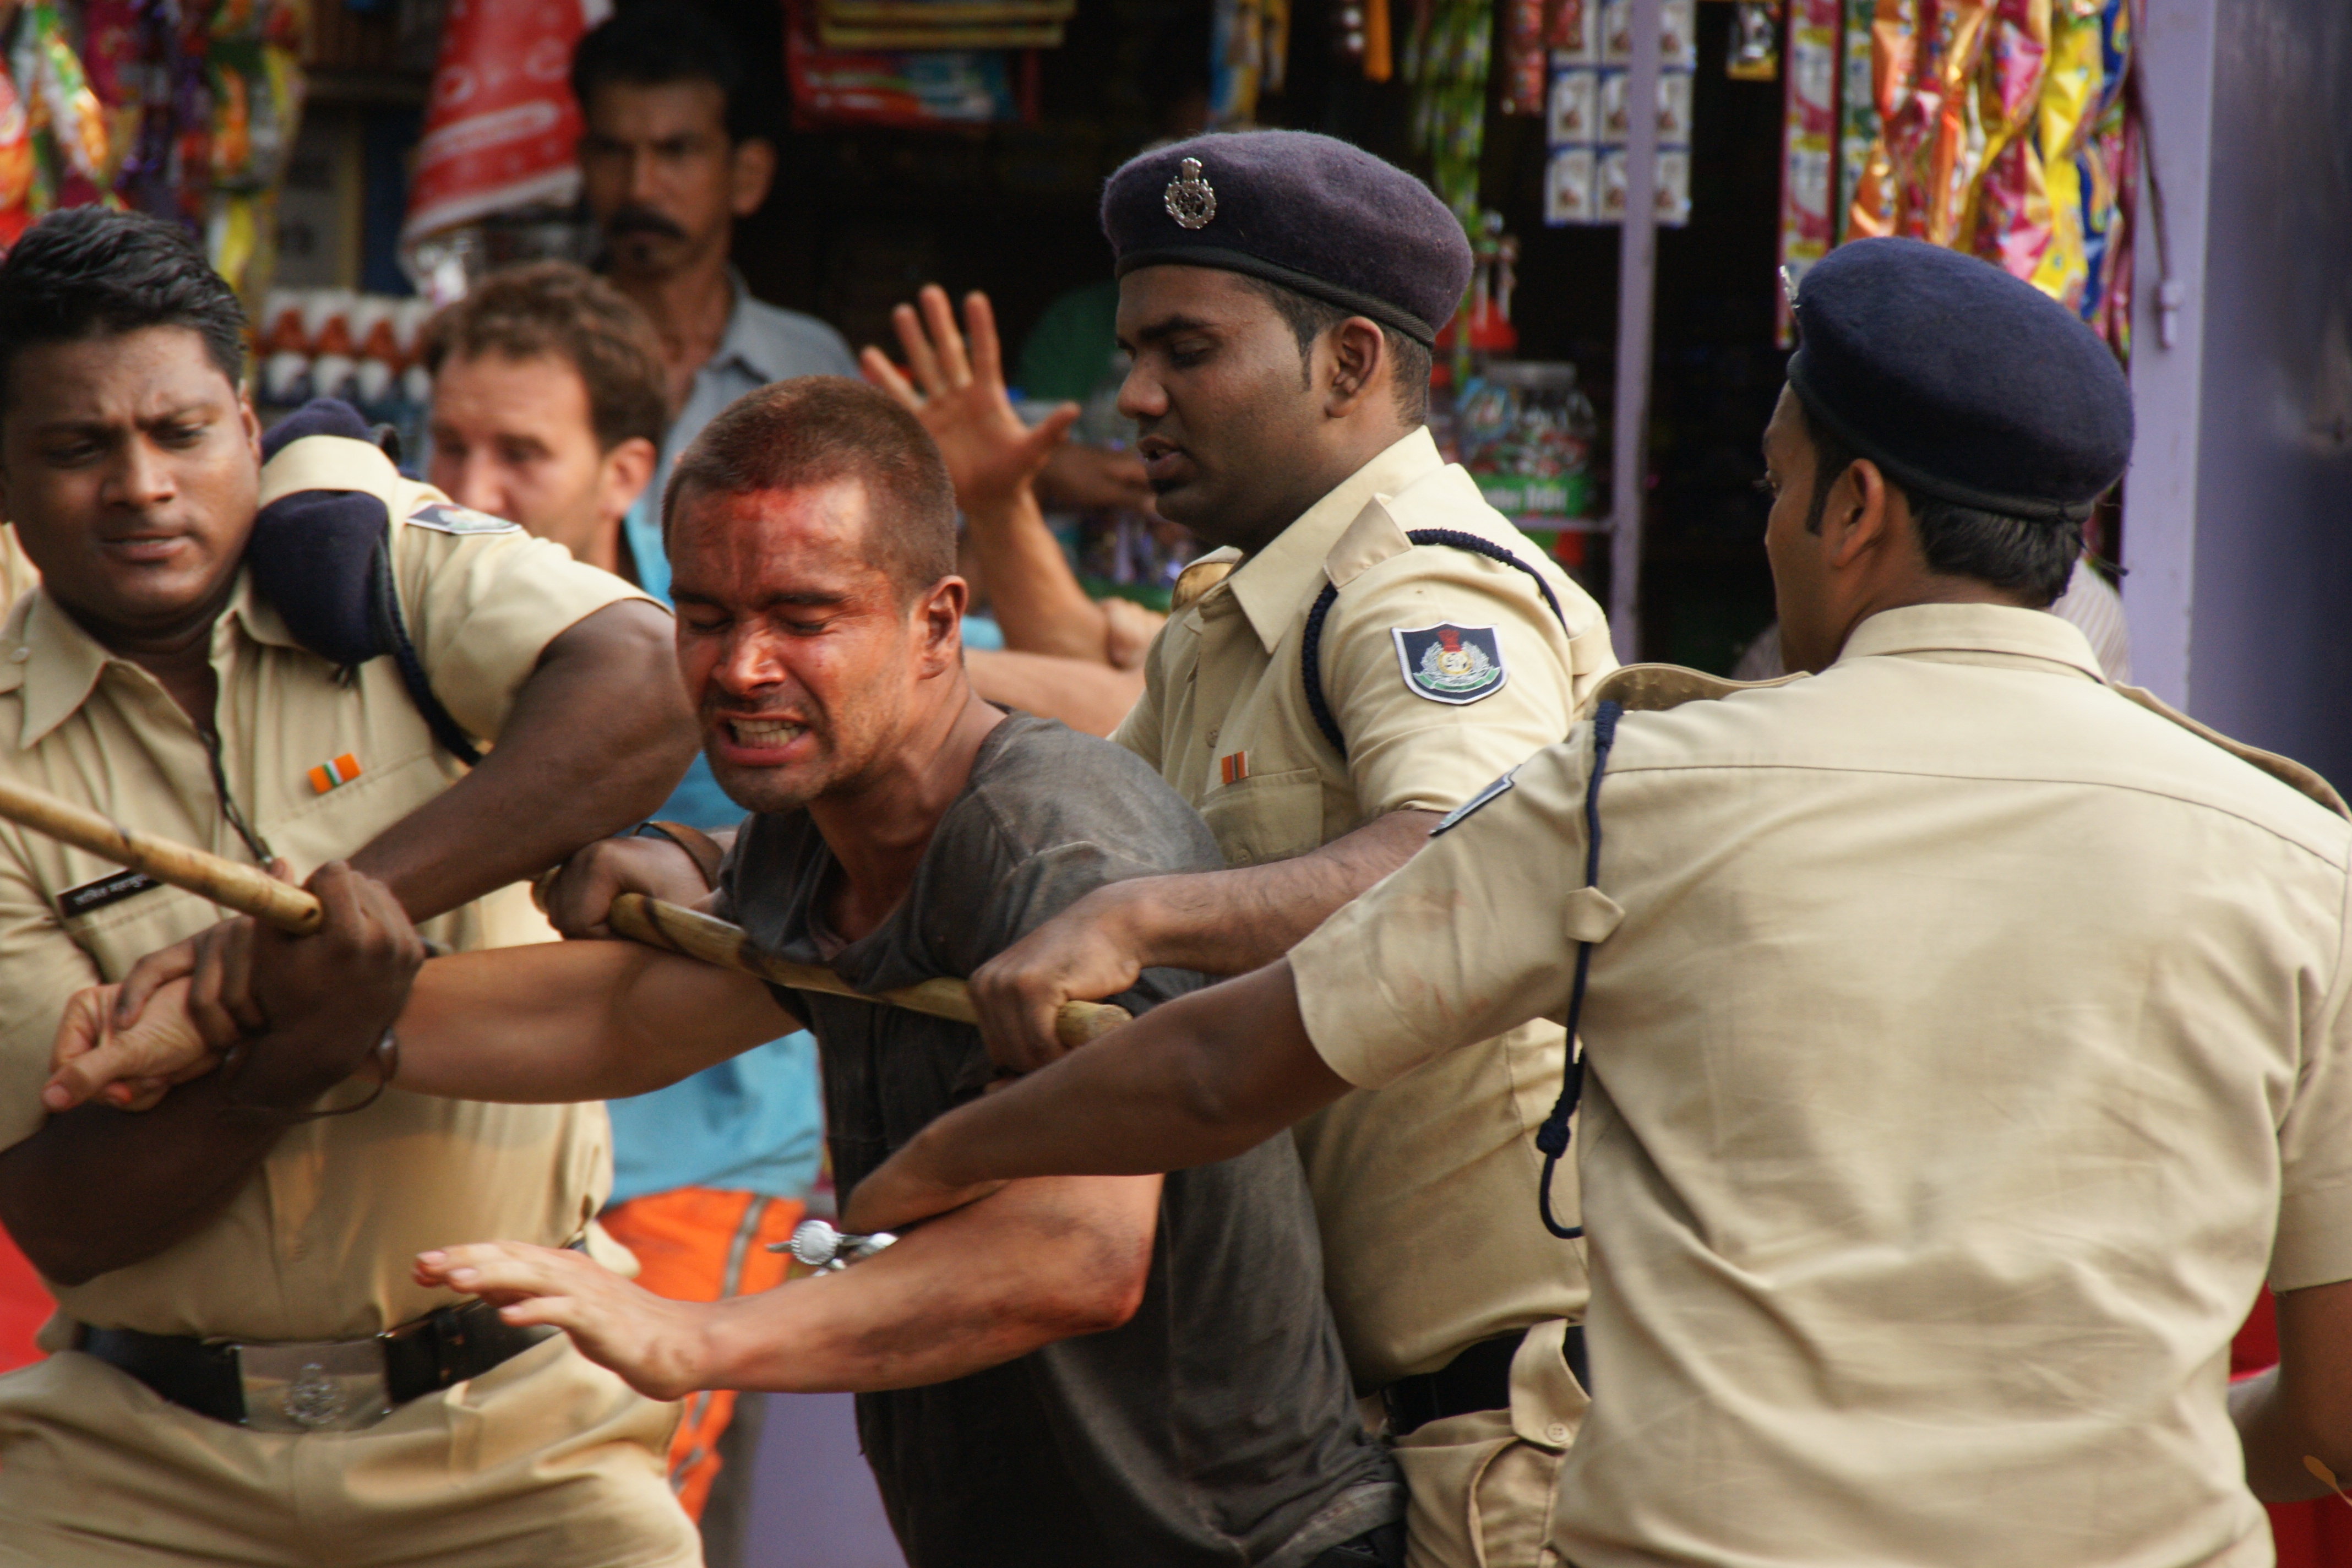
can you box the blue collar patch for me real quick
[1392,622,1509,705]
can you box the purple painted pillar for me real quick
[741,1393,906,1568]
[2124,0,2352,780]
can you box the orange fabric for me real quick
[2233,1289,2352,1566]
[597,1189,803,1521]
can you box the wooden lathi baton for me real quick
[0,772,1131,1047]
[604,894,1132,1049]
[0,774,323,934]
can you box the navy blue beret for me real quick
[1788,237,2133,522]
[1101,130,1471,346]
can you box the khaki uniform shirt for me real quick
[0,525,38,611]
[1291,603,2352,1567]
[0,435,650,1344]
[1115,426,1618,1388]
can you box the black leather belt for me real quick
[79,1300,556,1432]
[1307,1521,1406,1568]
[1384,1324,1589,1438]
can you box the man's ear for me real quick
[729,137,777,217]
[916,575,970,677]
[598,437,658,526]
[1819,456,1894,569]
[240,389,264,464]
[1321,317,1389,417]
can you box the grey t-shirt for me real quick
[716,713,1401,1568]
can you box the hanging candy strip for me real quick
[1967,0,2051,277]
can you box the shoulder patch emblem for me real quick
[1392,622,1509,705]
[404,502,519,536]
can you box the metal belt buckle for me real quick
[236,1337,395,1434]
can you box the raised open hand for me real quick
[861,285,1080,514]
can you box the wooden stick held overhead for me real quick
[0,772,1131,1046]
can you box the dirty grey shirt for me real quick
[714,714,1402,1568]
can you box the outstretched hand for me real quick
[415,1241,716,1402]
[861,285,1079,514]
[46,978,219,1114]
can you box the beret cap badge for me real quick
[1163,157,1217,230]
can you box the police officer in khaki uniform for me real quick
[0,210,702,1565]
[847,237,2352,1565]
[962,132,1617,1567]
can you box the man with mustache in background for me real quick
[573,3,858,598]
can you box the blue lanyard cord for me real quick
[1534,698,1622,1241]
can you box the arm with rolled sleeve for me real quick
[1290,736,1593,1088]
[2232,858,2352,1502]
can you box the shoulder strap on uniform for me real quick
[371,546,484,767]
[1301,530,1570,759]
[252,400,483,767]
[2110,684,2349,819]
[1586,661,1804,717]
[1533,698,1623,1242]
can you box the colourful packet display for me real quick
[2025,0,2100,310]
[1499,0,1548,114]
[1776,0,1840,344]
[26,1,111,195]
[1915,0,1993,244]
[2068,0,2131,339]
[1727,1,1779,82]
[1547,0,1589,55]
[1966,0,2051,276]
[1843,0,1915,238]
[1842,0,2132,349]
[1405,0,1494,219]
[0,58,31,249]
[1833,0,1877,239]
[1211,0,1266,124]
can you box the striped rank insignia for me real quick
[307,753,363,795]
[1219,750,1249,786]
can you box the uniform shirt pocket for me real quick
[1200,766,1325,867]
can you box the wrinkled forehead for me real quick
[665,476,895,601]
[2,323,240,429]
[581,77,728,143]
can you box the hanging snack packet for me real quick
[0,60,31,248]
[1968,0,2051,277]
[1500,0,1548,113]
[2026,0,2101,311]
[2071,0,2131,333]
[1847,0,1919,239]
[29,1,111,191]
[1917,0,1993,244]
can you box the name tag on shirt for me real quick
[58,868,162,918]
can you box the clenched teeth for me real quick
[729,718,807,745]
